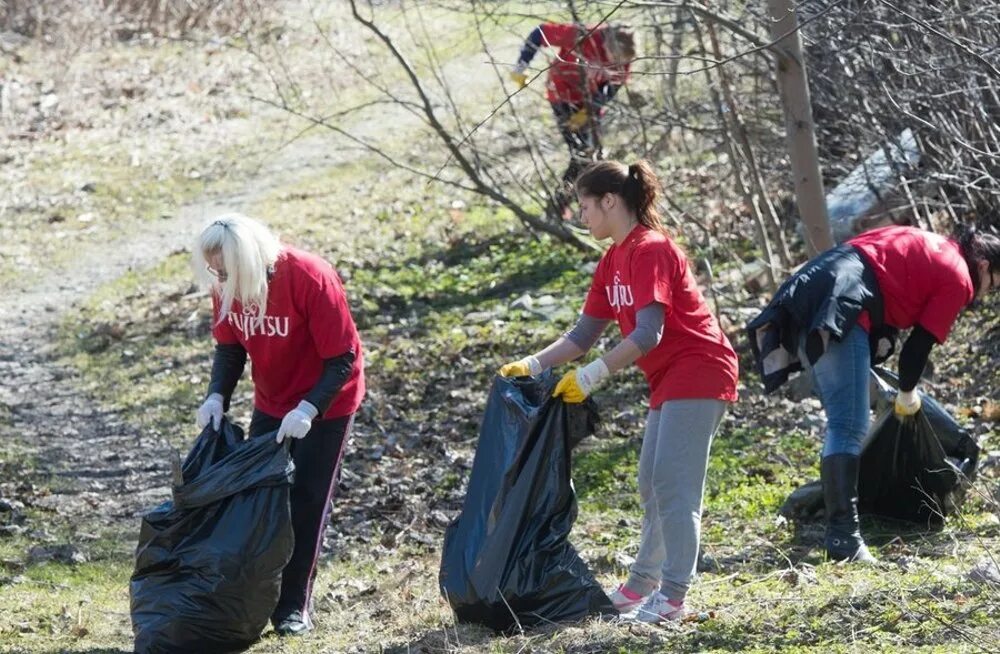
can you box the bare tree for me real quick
[765,0,833,254]
[803,0,1000,231]
[236,0,998,283]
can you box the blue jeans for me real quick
[810,325,870,457]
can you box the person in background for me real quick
[747,225,1000,562]
[500,160,738,623]
[192,214,365,636]
[510,22,636,220]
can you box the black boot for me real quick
[821,454,875,563]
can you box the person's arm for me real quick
[595,303,664,374]
[501,314,607,377]
[898,324,936,392]
[554,303,665,402]
[206,343,247,410]
[538,313,612,366]
[513,26,545,74]
[302,351,357,416]
[513,23,579,73]
[894,324,937,415]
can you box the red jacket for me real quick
[536,23,631,105]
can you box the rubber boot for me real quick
[821,454,876,563]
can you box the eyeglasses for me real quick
[206,264,228,282]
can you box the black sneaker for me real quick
[273,610,313,637]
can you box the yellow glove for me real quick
[894,389,922,417]
[553,369,587,403]
[510,71,528,89]
[499,355,542,378]
[566,108,589,131]
[553,359,610,403]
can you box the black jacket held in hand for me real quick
[130,418,294,654]
[747,244,897,394]
[439,373,615,633]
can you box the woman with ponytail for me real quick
[747,224,1000,564]
[499,160,739,623]
[192,214,365,637]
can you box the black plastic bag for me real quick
[780,368,980,525]
[439,373,615,633]
[130,418,295,654]
[858,368,979,526]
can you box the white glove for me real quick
[196,393,224,430]
[576,357,611,395]
[276,400,319,444]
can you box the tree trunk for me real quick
[766,0,833,255]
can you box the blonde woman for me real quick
[192,214,365,637]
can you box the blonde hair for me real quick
[192,213,282,321]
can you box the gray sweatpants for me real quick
[627,399,727,601]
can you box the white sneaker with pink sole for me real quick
[636,591,687,623]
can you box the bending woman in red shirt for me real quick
[192,214,365,637]
[748,225,1000,562]
[500,160,738,623]
[510,23,635,219]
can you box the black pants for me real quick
[549,102,602,216]
[551,101,600,163]
[249,408,354,622]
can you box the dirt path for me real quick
[0,133,362,526]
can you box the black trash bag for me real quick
[439,373,615,633]
[130,418,295,654]
[858,368,980,526]
[779,368,979,526]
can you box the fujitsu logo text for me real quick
[606,271,634,310]
[227,312,290,338]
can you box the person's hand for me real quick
[566,108,589,131]
[196,393,224,430]
[553,369,587,403]
[894,389,922,417]
[510,71,528,89]
[276,401,319,444]
[499,355,542,378]
[553,359,610,403]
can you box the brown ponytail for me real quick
[958,226,1000,295]
[575,159,667,234]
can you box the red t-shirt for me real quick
[212,247,365,419]
[849,226,973,343]
[538,23,631,105]
[582,226,738,408]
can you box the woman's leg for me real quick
[272,413,354,631]
[651,399,726,602]
[810,325,874,561]
[625,409,665,595]
[811,325,871,459]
